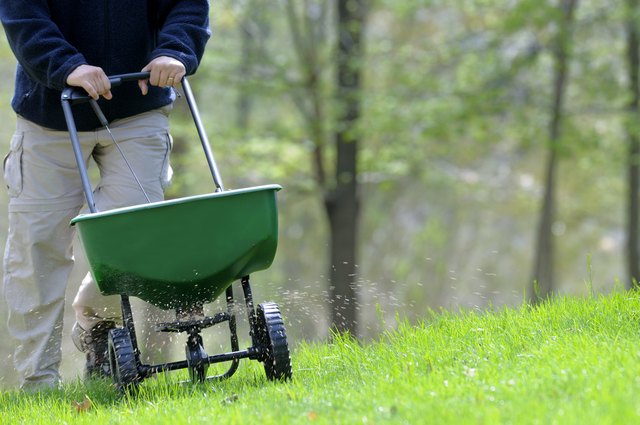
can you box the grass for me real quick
[2,292,640,424]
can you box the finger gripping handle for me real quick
[60,72,151,104]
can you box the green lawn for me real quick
[2,292,640,424]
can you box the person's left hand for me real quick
[138,56,186,95]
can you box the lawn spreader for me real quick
[60,73,292,392]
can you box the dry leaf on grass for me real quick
[72,395,92,413]
[307,411,318,421]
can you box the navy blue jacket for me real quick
[0,0,210,130]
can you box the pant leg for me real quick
[73,106,173,331]
[4,208,79,390]
[2,117,95,390]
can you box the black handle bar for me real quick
[61,72,151,104]
[60,71,225,213]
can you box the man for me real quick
[0,0,210,390]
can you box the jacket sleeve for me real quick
[152,0,211,75]
[0,0,87,90]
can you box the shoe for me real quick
[71,321,116,379]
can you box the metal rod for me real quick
[241,276,259,347]
[226,286,240,352]
[140,347,260,375]
[181,77,225,192]
[89,99,151,203]
[121,294,142,365]
[206,360,239,381]
[156,312,230,333]
[61,98,97,213]
[223,285,241,378]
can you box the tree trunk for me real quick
[283,0,327,186]
[327,0,365,334]
[529,0,578,304]
[626,0,640,289]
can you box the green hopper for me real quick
[71,185,281,309]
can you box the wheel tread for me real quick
[108,328,140,392]
[257,302,292,381]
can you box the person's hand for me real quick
[139,56,186,95]
[66,65,112,100]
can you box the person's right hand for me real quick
[66,65,112,100]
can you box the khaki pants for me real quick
[2,107,172,389]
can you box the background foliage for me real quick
[0,0,635,387]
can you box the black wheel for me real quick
[108,328,140,392]
[256,302,292,381]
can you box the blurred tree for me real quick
[281,0,366,335]
[530,0,579,304]
[625,0,640,288]
[328,0,366,334]
[237,0,270,129]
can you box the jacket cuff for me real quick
[150,50,196,75]
[53,55,88,91]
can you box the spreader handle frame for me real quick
[61,72,224,213]
[181,77,225,193]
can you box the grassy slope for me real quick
[2,292,640,424]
